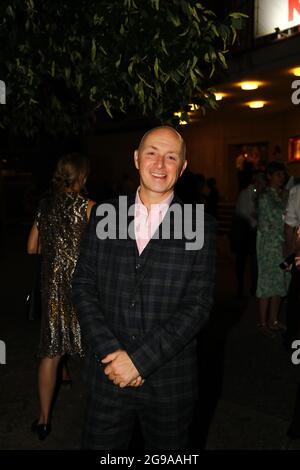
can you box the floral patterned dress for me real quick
[256,187,290,298]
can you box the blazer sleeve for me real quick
[127,216,217,378]
[72,205,122,359]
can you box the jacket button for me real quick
[131,301,135,307]
[136,264,141,270]
[131,335,136,340]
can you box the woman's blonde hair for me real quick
[52,153,90,193]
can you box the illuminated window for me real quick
[289,136,300,162]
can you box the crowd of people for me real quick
[231,159,300,346]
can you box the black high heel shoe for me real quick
[31,419,52,441]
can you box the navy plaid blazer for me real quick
[72,194,216,403]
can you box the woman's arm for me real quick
[86,200,96,221]
[27,222,40,254]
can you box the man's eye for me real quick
[168,155,176,160]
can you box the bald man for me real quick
[73,126,216,450]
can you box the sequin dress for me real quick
[36,192,89,357]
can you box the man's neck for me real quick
[138,188,173,211]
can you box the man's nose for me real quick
[156,155,165,168]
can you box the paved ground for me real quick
[1,226,300,450]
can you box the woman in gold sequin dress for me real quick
[27,153,95,440]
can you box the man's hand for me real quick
[101,349,143,388]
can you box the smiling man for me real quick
[72,126,216,450]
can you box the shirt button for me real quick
[136,264,141,270]
[131,301,136,307]
[131,335,136,340]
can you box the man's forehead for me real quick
[142,130,182,149]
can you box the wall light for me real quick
[247,101,266,109]
[240,81,260,90]
[214,93,225,101]
[291,67,300,77]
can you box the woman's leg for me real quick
[269,296,284,329]
[257,298,275,336]
[38,355,62,424]
[258,297,269,326]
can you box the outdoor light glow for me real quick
[240,81,260,90]
[189,103,200,111]
[247,101,266,109]
[291,67,300,77]
[214,93,224,101]
[179,120,188,125]
[173,111,182,117]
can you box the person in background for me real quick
[232,171,265,299]
[205,177,219,219]
[256,161,290,337]
[283,183,300,350]
[27,153,95,440]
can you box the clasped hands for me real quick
[101,349,145,388]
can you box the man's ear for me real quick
[134,150,139,170]
[179,160,188,177]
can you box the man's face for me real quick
[134,128,187,198]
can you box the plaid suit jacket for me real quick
[72,194,216,403]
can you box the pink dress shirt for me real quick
[134,189,174,255]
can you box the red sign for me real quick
[289,0,300,21]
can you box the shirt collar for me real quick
[135,187,174,213]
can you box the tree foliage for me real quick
[0,0,246,137]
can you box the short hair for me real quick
[138,126,186,161]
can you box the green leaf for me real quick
[91,39,96,62]
[115,55,122,68]
[179,27,190,37]
[51,61,55,77]
[168,13,181,27]
[229,12,248,19]
[192,55,198,69]
[218,52,227,68]
[6,6,15,17]
[137,74,154,89]
[103,100,113,118]
[154,57,159,78]
[190,69,197,87]
[211,24,219,37]
[120,97,126,113]
[161,39,168,55]
[230,25,237,45]
[128,61,134,76]
[152,0,159,10]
